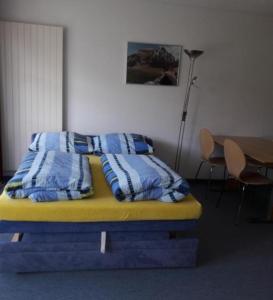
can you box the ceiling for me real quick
[149,0,273,16]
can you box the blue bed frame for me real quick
[0,219,199,272]
[0,134,200,272]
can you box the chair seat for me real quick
[208,157,226,166]
[239,171,272,186]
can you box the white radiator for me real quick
[0,21,63,173]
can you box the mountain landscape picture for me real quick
[126,42,182,86]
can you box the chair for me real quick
[221,139,272,225]
[195,128,226,196]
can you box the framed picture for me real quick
[126,42,182,86]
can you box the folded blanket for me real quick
[101,154,190,202]
[5,151,93,202]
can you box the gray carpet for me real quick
[0,182,272,300]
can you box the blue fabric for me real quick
[93,133,154,155]
[101,154,190,202]
[0,220,198,233]
[31,133,96,143]
[29,132,94,154]
[5,151,93,202]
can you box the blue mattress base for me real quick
[0,220,199,272]
[0,219,198,233]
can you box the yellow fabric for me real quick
[0,155,202,222]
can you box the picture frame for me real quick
[126,42,182,86]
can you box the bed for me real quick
[0,155,202,272]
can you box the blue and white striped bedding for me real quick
[93,133,153,155]
[5,151,93,202]
[101,154,190,202]
[29,132,94,154]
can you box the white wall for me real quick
[0,0,273,178]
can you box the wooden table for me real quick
[213,136,273,167]
[213,135,273,222]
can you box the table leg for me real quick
[266,187,273,221]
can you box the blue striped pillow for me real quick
[29,132,94,154]
[92,133,154,155]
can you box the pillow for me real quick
[92,133,154,155]
[29,132,94,154]
[31,133,97,143]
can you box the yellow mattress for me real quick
[0,155,202,222]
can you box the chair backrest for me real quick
[224,139,246,179]
[199,128,215,160]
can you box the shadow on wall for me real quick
[153,139,177,169]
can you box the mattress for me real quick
[0,155,202,222]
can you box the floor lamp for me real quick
[174,49,204,173]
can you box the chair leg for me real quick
[235,184,247,226]
[216,166,227,208]
[223,166,227,179]
[206,165,214,200]
[195,161,204,179]
[216,184,224,208]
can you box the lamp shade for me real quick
[184,49,204,59]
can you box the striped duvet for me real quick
[101,154,190,202]
[5,151,93,202]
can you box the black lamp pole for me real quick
[174,49,204,173]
